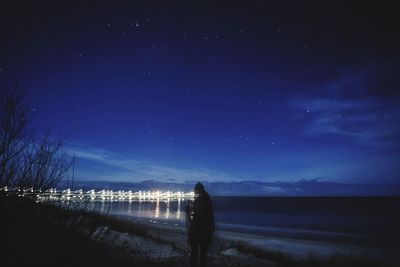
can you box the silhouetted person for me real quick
[186,182,215,267]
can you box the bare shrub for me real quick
[0,83,73,190]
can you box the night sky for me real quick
[1,1,399,185]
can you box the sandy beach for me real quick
[95,215,400,266]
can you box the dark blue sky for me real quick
[1,1,399,184]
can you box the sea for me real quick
[89,196,400,246]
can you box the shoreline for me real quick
[118,213,399,246]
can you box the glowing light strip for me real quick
[1,187,194,201]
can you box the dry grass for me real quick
[0,193,175,267]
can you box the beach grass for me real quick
[0,193,173,267]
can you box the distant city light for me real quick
[0,186,194,202]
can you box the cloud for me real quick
[66,144,233,182]
[293,97,400,147]
[289,67,400,148]
[290,97,373,113]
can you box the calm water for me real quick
[90,196,400,244]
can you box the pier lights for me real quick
[87,189,95,195]
[118,190,124,200]
[5,187,194,202]
[62,188,71,194]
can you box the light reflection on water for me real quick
[155,199,159,218]
[90,199,186,224]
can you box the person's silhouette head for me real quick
[194,182,205,195]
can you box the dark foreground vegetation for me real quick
[1,193,393,267]
[0,194,174,267]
